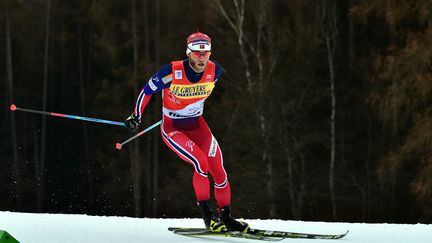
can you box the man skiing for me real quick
[124,31,249,233]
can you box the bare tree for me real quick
[5,0,22,208]
[38,0,51,212]
[212,0,277,217]
[151,0,161,217]
[318,0,338,220]
[78,21,95,212]
[279,87,311,219]
[130,0,142,217]
[141,0,153,217]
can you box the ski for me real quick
[169,227,284,241]
[168,227,348,240]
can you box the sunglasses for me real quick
[190,51,211,58]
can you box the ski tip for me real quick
[115,143,122,150]
[10,104,17,111]
[338,230,349,238]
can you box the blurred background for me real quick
[1,0,431,223]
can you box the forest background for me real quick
[2,0,432,224]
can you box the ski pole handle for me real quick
[115,120,162,150]
[10,104,125,126]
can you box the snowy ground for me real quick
[0,211,431,243]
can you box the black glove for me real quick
[124,114,141,132]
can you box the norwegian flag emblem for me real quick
[200,44,205,49]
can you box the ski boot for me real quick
[198,200,227,232]
[219,206,250,233]
[209,217,228,232]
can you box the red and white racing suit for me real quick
[133,60,230,208]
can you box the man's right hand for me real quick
[124,114,141,132]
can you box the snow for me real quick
[0,211,431,243]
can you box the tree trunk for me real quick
[152,0,161,218]
[130,0,142,217]
[141,0,153,217]
[38,0,51,212]
[5,0,22,208]
[327,33,337,220]
[78,22,94,212]
[319,0,338,220]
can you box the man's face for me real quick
[188,51,211,73]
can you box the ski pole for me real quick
[10,104,125,127]
[115,120,162,150]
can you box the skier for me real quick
[124,31,249,233]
